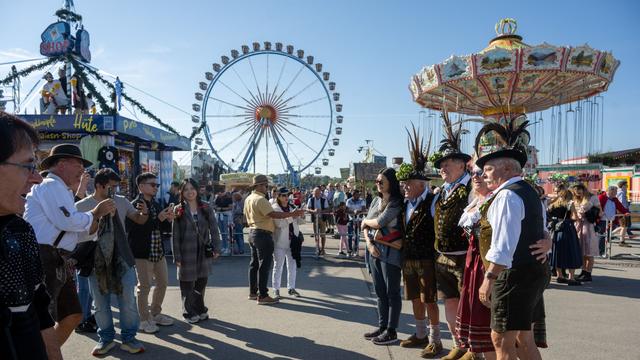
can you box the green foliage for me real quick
[0,57,60,85]
[396,163,413,181]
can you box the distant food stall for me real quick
[22,113,190,200]
[219,172,260,192]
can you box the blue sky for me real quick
[2,0,638,177]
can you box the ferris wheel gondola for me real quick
[192,42,343,181]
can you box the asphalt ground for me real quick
[62,224,640,359]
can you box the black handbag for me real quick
[204,243,215,258]
[70,241,97,276]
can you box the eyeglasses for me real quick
[144,183,160,188]
[1,161,38,174]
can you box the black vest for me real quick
[502,180,544,268]
[402,193,436,260]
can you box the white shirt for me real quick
[405,186,430,225]
[345,197,366,220]
[24,174,94,251]
[485,176,526,268]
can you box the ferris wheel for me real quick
[191,42,343,180]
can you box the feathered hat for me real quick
[474,115,531,168]
[396,123,436,181]
[433,111,472,169]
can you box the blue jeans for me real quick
[217,212,231,251]
[348,219,361,253]
[76,271,93,322]
[234,223,245,253]
[88,266,140,343]
[370,257,402,330]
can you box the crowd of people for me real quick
[0,111,635,360]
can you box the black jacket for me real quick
[126,195,171,259]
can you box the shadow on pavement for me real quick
[547,275,640,299]
[199,319,376,359]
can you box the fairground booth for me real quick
[22,113,190,200]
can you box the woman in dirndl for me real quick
[548,185,583,285]
[455,166,495,360]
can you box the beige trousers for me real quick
[135,257,168,322]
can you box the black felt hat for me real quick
[475,115,531,169]
[40,143,93,169]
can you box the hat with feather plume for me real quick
[396,123,437,181]
[433,111,472,169]
[474,115,531,168]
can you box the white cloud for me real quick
[0,48,36,60]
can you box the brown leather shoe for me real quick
[400,333,430,348]
[440,346,467,360]
[458,351,479,360]
[420,340,443,358]
[248,294,258,300]
[257,295,279,305]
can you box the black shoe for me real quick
[581,273,593,282]
[75,321,97,333]
[364,327,386,340]
[556,277,568,284]
[567,279,582,286]
[372,329,399,345]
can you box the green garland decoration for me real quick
[189,121,206,141]
[66,56,114,114]
[0,57,60,85]
[55,9,82,22]
[77,61,180,136]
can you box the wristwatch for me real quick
[485,271,498,280]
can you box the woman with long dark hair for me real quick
[360,168,404,345]
[172,178,221,323]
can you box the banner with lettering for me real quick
[21,114,190,151]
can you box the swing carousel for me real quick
[409,18,620,168]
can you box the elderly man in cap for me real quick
[24,144,115,346]
[244,175,304,305]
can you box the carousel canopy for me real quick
[410,18,620,117]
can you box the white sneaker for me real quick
[153,314,174,326]
[138,320,159,334]
[185,315,200,324]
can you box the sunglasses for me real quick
[144,183,160,188]
[471,169,484,178]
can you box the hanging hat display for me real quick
[474,115,531,168]
[432,111,471,169]
[396,123,437,181]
